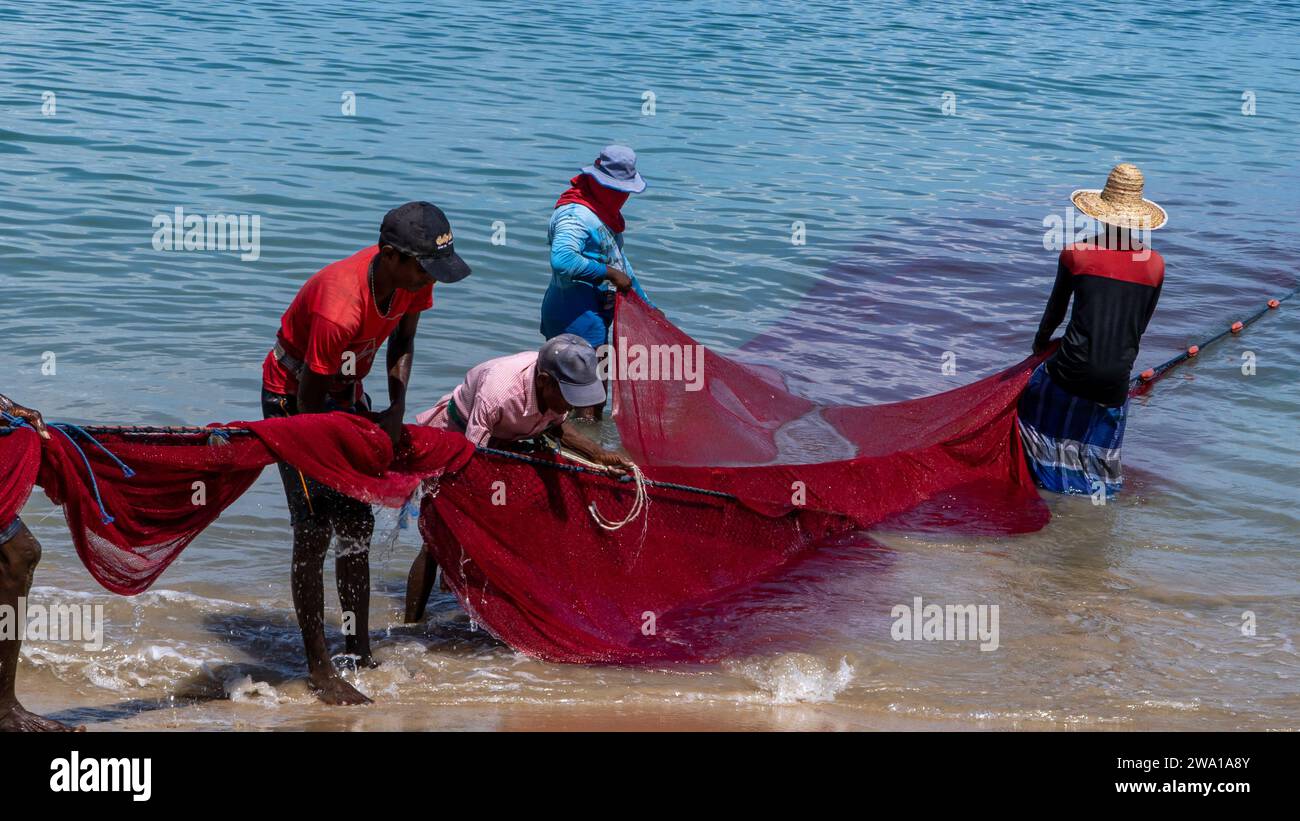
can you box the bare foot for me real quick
[0,704,85,732]
[308,674,372,706]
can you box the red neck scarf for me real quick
[555,174,629,234]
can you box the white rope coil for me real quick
[588,462,647,531]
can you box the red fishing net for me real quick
[423,451,851,663]
[423,293,1049,663]
[2,295,1048,664]
[0,415,473,594]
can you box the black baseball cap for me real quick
[379,201,472,283]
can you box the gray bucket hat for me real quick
[538,334,606,407]
[581,144,647,194]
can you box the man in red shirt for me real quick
[262,201,470,705]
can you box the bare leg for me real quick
[290,520,370,705]
[334,510,376,668]
[404,549,437,624]
[0,526,81,731]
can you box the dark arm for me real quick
[296,315,350,414]
[1033,260,1074,354]
[553,420,632,472]
[372,312,421,447]
[1140,279,1163,334]
[295,371,332,414]
[385,312,420,413]
[0,393,49,439]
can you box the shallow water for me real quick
[3,1,1299,730]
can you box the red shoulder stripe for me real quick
[1062,247,1164,288]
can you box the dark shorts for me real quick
[0,516,23,544]
[261,390,376,531]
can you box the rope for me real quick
[4,286,1284,528]
[538,444,652,530]
[2,415,730,530]
[2,412,130,525]
[478,443,657,533]
[77,424,254,437]
[55,422,136,478]
[1128,288,1295,393]
[587,462,649,531]
[475,445,735,500]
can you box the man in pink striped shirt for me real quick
[405,334,629,622]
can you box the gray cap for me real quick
[538,334,606,408]
[581,144,647,194]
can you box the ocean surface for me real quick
[2,1,1298,730]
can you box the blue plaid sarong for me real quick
[1017,363,1128,498]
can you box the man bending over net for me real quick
[404,334,630,623]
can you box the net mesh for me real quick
[1,294,1048,661]
[425,451,849,663]
[0,416,473,595]
[424,293,1049,662]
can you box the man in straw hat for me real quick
[1019,163,1166,498]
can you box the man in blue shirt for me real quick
[542,146,654,419]
[542,145,654,343]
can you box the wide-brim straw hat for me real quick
[1070,163,1167,230]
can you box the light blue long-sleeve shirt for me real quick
[540,202,651,346]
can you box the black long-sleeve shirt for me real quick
[1034,245,1164,407]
